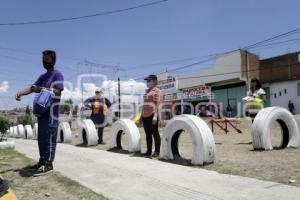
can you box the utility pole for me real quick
[245,50,249,90]
[118,77,121,119]
[287,48,291,80]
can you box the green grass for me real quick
[0,149,109,200]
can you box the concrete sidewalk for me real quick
[14,139,300,200]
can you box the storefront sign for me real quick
[164,93,178,101]
[158,76,177,91]
[182,85,211,99]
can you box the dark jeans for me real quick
[37,111,58,163]
[246,112,257,123]
[97,127,104,143]
[142,114,161,154]
[91,114,105,143]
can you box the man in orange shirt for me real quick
[142,75,162,157]
[84,88,111,144]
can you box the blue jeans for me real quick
[37,111,58,162]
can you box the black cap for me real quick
[144,74,157,81]
[42,50,56,63]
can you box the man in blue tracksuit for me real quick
[15,50,64,176]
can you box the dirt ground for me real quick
[0,149,108,200]
[72,116,300,188]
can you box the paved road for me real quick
[14,139,300,200]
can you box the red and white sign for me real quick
[158,76,177,91]
[182,85,211,99]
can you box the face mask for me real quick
[43,61,54,70]
[146,81,153,88]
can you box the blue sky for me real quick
[0,0,300,109]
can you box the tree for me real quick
[17,105,34,126]
[60,99,73,114]
[17,114,33,127]
[72,105,79,116]
[0,116,10,138]
[25,105,31,115]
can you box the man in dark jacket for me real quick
[84,88,111,144]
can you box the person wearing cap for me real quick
[142,74,162,157]
[15,50,64,176]
[83,88,112,144]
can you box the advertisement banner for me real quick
[182,85,211,99]
[158,76,177,91]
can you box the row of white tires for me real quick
[109,115,215,165]
[6,120,98,146]
[7,122,72,144]
[6,116,215,165]
[109,107,300,165]
[7,124,36,139]
[5,107,299,165]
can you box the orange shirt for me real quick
[142,86,163,118]
[91,96,106,116]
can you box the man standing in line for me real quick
[141,75,162,158]
[84,88,111,144]
[15,50,64,176]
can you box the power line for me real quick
[0,0,169,26]
[131,26,300,81]
[133,57,215,80]
[132,56,300,82]
[177,62,300,81]
[126,53,218,71]
[244,27,300,50]
[0,54,39,64]
[166,56,216,73]
[247,37,300,50]
[132,50,238,80]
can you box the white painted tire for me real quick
[57,122,72,143]
[77,119,98,146]
[8,127,11,137]
[110,119,141,152]
[0,141,15,149]
[12,126,18,138]
[33,123,38,140]
[10,127,13,138]
[17,124,25,138]
[5,129,9,136]
[252,107,300,150]
[9,127,14,138]
[162,114,215,165]
[24,125,33,139]
[5,129,9,137]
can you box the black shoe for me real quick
[141,152,152,157]
[33,162,53,177]
[98,141,106,145]
[152,152,160,158]
[28,161,43,170]
[0,179,9,197]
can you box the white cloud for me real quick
[0,81,9,94]
[61,79,146,105]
